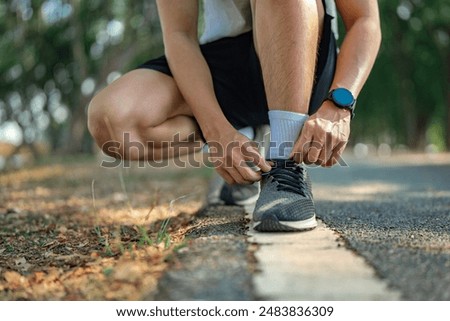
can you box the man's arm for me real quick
[157,1,227,140]
[293,0,382,166]
[156,0,270,183]
[331,0,382,94]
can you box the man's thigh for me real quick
[90,69,192,129]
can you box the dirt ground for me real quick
[0,155,210,300]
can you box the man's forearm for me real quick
[165,34,234,140]
[331,17,382,96]
[293,1,381,166]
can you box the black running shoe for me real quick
[253,159,317,232]
[207,174,260,213]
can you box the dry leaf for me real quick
[43,240,56,248]
[44,251,54,258]
[0,159,202,300]
[113,262,142,283]
[34,272,46,283]
[4,271,28,288]
[15,257,32,272]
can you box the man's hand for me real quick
[291,101,351,167]
[208,128,272,185]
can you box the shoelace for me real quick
[262,160,307,196]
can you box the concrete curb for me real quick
[248,219,401,300]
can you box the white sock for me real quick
[268,110,308,159]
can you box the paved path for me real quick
[154,153,450,300]
[310,153,450,300]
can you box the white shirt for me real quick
[199,0,338,45]
[200,0,252,44]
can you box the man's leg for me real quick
[250,0,325,232]
[251,0,324,160]
[251,0,324,113]
[88,69,203,161]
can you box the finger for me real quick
[291,122,313,163]
[241,143,271,172]
[323,146,340,167]
[292,137,311,164]
[327,141,348,167]
[325,156,341,167]
[235,156,262,183]
[215,167,235,185]
[316,132,335,166]
[226,166,251,185]
[222,141,260,184]
[290,140,303,164]
[304,139,323,165]
[212,157,244,184]
[237,165,261,183]
[227,151,258,184]
[317,148,328,166]
[323,144,340,167]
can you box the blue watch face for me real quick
[332,88,354,107]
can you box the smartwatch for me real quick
[327,88,356,119]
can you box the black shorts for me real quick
[137,15,337,130]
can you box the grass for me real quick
[91,162,183,254]
[93,225,114,256]
[156,219,171,245]
[5,244,14,253]
[137,225,153,247]
[93,222,175,256]
[103,267,114,277]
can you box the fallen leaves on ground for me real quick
[0,155,209,300]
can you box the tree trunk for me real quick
[391,13,423,150]
[66,0,89,154]
[414,116,428,150]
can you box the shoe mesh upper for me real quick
[253,160,315,222]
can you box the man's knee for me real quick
[88,94,112,149]
[87,87,166,160]
[87,91,134,157]
[88,100,133,160]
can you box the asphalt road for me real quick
[153,153,450,301]
[310,153,450,300]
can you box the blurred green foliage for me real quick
[348,0,449,150]
[0,0,449,164]
[0,0,163,156]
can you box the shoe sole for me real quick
[253,213,317,232]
